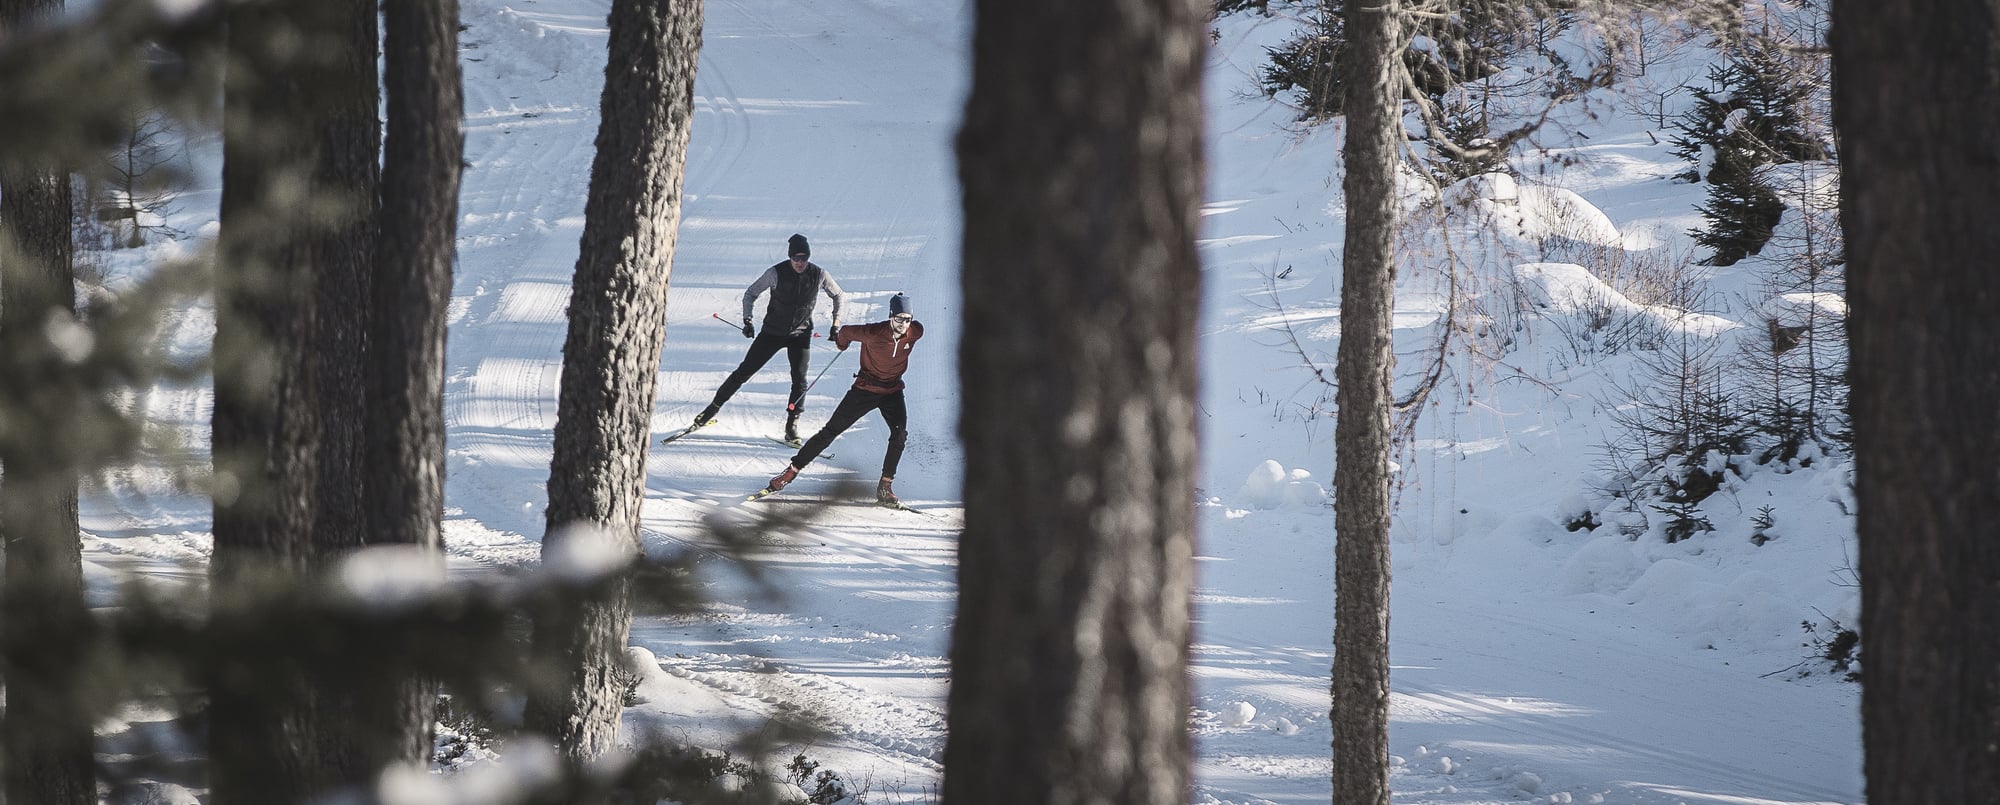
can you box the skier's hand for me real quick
[741,317,755,339]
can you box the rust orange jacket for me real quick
[836,320,924,393]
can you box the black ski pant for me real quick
[708,330,812,415]
[792,388,907,478]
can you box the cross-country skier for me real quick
[691,233,844,443]
[760,293,923,506]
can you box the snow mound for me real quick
[623,646,680,705]
[1559,534,1646,594]
[1444,173,1623,251]
[1512,262,1634,316]
[1219,700,1257,727]
[1237,460,1327,509]
[1514,262,1741,336]
[1759,291,1848,328]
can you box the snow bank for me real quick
[1559,534,1647,595]
[1514,261,1740,336]
[1442,173,1624,252]
[1759,291,1848,328]
[1237,460,1327,509]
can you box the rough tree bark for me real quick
[944,0,1205,803]
[0,5,96,804]
[207,0,377,800]
[1330,0,1401,801]
[1832,1,2000,802]
[524,0,705,765]
[306,0,380,563]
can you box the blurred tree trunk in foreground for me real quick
[1,3,96,803]
[946,0,1205,802]
[334,0,466,782]
[208,0,378,800]
[1833,1,2000,802]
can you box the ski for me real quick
[660,419,718,445]
[744,490,926,515]
[766,436,830,457]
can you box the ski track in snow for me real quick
[445,0,971,785]
[655,652,948,769]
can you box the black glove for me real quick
[741,317,755,339]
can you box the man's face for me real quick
[889,314,913,335]
[789,254,809,272]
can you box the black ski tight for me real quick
[708,330,812,413]
[792,388,907,478]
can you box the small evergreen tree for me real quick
[1671,31,1828,266]
[1690,161,1784,266]
[1256,3,1345,119]
[1243,0,1549,122]
[1731,35,1827,163]
[1602,271,1749,523]
[1212,0,1274,16]
[1737,161,1847,460]
[1421,92,1508,183]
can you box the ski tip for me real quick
[661,419,720,444]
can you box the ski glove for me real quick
[741,317,755,339]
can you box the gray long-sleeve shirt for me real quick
[744,260,845,336]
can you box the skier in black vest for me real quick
[692,233,845,443]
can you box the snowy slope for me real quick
[445,0,970,787]
[79,0,1864,803]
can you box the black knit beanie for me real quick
[889,293,912,318]
[788,233,810,258]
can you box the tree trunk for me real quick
[332,0,465,782]
[208,0,377,800]
[945,0,1204,803]
[0,5,95,802]
[524,0,704,765]
[307,0,379,563]
[1833,1,2000,802]
[1330,0,1401,801]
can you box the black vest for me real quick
[763,262,824,335]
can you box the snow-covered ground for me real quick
[80,0,1864,802]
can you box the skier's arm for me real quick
[741,267,778,323]
[821,273,845,329]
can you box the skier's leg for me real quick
[791,389,881,469]
[705,334,786,416]
[784,333,811,414]
[879,391,909,479]
[784,333,811,440]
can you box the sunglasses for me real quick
[789,254,809,261]
[891,315,913,322]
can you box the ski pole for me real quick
[712,312,819,337]
[788,348,846,412]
